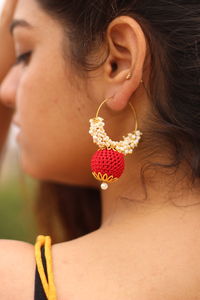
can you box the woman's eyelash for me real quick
[15,51,32,65]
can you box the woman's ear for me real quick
[103,16,147,111]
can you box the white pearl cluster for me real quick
[89,117,142,155]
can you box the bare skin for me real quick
[0,0,200,299]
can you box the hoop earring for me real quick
[89,97,142,190]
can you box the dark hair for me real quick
[34,182,101,243]
[34,0,200,242]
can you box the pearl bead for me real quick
[89,117,142,154]
[101,182,108,190]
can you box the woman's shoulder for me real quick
[1,227,200,300]
[0,239,35,300]
[51,230,108,299]
[0,234,96,300]
[51,227,200,300]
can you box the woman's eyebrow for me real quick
[9,19,33,35]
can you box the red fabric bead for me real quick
[91,148,125,179]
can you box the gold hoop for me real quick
[95,97,138,132]
[89,97,142,156]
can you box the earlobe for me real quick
[104,16,147,111]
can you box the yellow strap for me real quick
[35,235,57,300]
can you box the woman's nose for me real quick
[0,67,20,109]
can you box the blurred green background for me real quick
[0,132,38,244]
[0,177,37,244]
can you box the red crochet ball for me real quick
[91,148,125,179]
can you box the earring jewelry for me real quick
[126,72,132,80]
[89,97,142,190]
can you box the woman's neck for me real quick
[100,158,200,231]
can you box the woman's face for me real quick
[0,0,101,187]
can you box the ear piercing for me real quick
[126,72,144,85]
[126,72,132,80]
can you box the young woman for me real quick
[0,0,200,299]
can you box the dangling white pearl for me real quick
[101,182,108,190]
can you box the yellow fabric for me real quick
[35,235,57,300]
